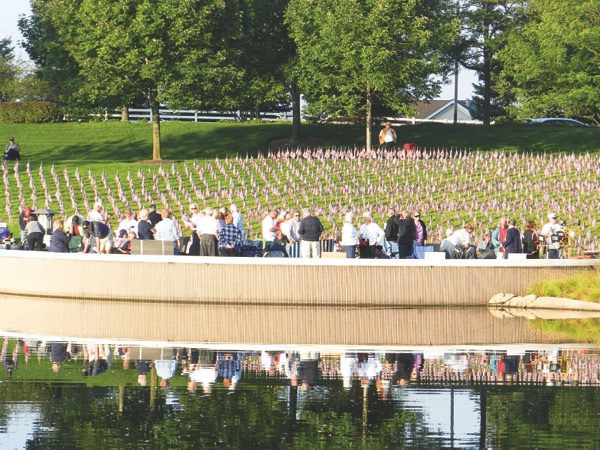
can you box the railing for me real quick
[102,108,293,123]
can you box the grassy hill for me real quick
[1,121,599,164]
[1,121,600,252]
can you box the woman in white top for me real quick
[340,212,359,258]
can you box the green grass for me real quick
[525,268,600,302]
[528,318,600,343]
[2,121,600,165]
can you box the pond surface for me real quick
[1,301,600,448]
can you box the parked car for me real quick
[525,118,591,127]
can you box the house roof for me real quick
[408,100,472,120]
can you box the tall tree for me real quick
[286,0,459,149]
[0,37,18,102]
[499,0,600,124]
[459,1,526,125]
[41,0,226,160]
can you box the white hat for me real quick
[93,201,103,209]
[548,213,558,219]
[362,212,372,219]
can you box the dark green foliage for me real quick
[0,101,61,123]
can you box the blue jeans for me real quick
[342,245,357,258]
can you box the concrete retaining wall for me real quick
[0,251,596,306]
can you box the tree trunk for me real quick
[482,50,491,126]
[365,88,372,150]
[150,100,162,160]
[121,106,129,122]
[290,81,301,144]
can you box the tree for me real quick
[40,0,227,160]
[0,37,18,102]
[499,0,600,124]
[459,1,527,125]
[286,0,459,149]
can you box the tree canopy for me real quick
[286,0,460,148]
[499,0,600,124]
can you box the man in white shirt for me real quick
[359,212,385,258]
[197,207,219,256]
[88,202,105,222]
[378,122,397,149]
[540,213,563,259]
[441,225,475,259]
[262,209,278,243]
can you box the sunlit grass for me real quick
[528,318,600,343]
[525,267,600,302]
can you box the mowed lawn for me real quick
[1,121,599,165]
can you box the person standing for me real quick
[502,218,522,256]
[262,209,278,243]
[4,137,21,161]
[298,208,324,258]
[25,216,45,251]
[137,209,155,240]
[148,204,162,226]
[359,212,385,259]
[378,122,397,149]
[384,208,399,258]
[340,212,359,258]
[154,209,181,255]
[230,204,246,239]
[412,212,428,245]
[395,210,416,259]
[197,207,219,256]
[540,213,563,259]
[50,220,71,253]
[522,220,540,259]
[18,206,32,246]
[492,218,508,257]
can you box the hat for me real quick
[118,229,127,237]
[93,201,103,209]
[82,220,91,230]
[548,213,558,219]
[24,207,32,216]
[362,212,372,219]
[9,137,14,141]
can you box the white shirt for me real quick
[262,216,277,241]
[197,215,218,236]
[359,222,385,246]
[280,220,293,242]
[541,221,563,248]
[447,228,471,247]
[341,222,359,246]
[88,209,103,222]
[117,218,138,233]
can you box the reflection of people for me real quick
[155,358,178,387]
[388,353,415,386]
[4,137,21,161]
[217,352,242,390]
[50,342,70,373]
[136,359,153,386]
[189,350,217,394]
[50,220,71,253]
[378,122,397,149]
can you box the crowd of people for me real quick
[3,198,569,260]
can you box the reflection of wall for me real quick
[0,252,596,306]
[0,294,577,346]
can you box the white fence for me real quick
[103,108,293,123]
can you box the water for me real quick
[1,300,600,448]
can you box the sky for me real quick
[2,1,476,100]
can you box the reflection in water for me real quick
[2,294,600,447]
[2,337,600,447]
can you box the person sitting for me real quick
[50,220,71,253]
[4,137,21,161]
[0,218,12,248]
[440,225,475,259]
[111,229,131,254]
[477,231,496,259]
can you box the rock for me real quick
[489,293,515,304]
